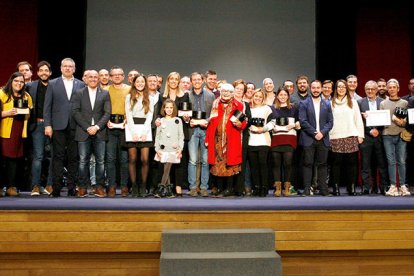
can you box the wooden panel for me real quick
[0,210,414,275]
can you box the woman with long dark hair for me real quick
[0,72,33,196]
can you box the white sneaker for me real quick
[385,184,399,196]
[399,185,411,196]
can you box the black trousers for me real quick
[51,127,78,193]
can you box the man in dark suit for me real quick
[43,58,85,197]
[299,80,333,196]
[358,80,389,195]
[27,61,53,196]
[72,70,111,197]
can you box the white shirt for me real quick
[368,98,377,111]
[63,76,74,100]
[312,97,321,132]
[88,87,97,125]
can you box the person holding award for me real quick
[0,72,33,196]
[270,86,300,197]
[248,89,275,197]
[205,83,247,196]
[124,74,155,197]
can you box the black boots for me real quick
[332,183,340,196]
[347,183,356,196]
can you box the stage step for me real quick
[160,228,281,276]
[161,228,275,252]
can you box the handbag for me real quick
[400,129,413,142]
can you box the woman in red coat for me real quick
[205,83,247,196]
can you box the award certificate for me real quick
[365,110,391,127]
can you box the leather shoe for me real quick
[363,189,370,195]
[223,189,234,197]
[67,189,77,197]
[77,188,88,197]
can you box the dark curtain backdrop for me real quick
[317,0,414,96]
[356,2,412,94]
[0,1,413,88]
[0,0,38,84]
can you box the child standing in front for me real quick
[154,99,184,197]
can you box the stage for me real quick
[1,191,414,275]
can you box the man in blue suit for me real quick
[44,58,85,197]
[299,80,333,196]
[358,80,388,195]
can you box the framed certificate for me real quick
[365,110,391,127]
[408,108,414,124]
[125,124,152,142]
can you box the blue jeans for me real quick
[382,135,407,184]
[78,137,106,188]
[31,121,52,187]
[106,129,129,188]
[188,128,209,190]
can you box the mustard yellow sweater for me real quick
[0,90,33,138]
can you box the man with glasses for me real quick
[44,58,85,197]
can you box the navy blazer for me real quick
[43,76,85,130]
[357,97,384,135]
[298,96,333,147]
[71,86,111,142]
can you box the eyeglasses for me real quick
[13,79,25,84]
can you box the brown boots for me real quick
[284,182,291,197]
[274,181,291,197]
[274,182,282,197]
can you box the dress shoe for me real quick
[94,187,106,198]
[223,189,235,197]
[319,190,331,196]
[363,189,370,195]
[302,188,311,197]
[6,187,19,197]
[67,189,77,197]
[121,187,129,197]
[77,188,88,198]
[107,186,116,197]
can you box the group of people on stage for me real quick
[1,57,414,198]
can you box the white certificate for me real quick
[125,124,152,142]
[154,152,181,164]
[408,108,414,124]
[16,108,30,115]
[365,110,391,127]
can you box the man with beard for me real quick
[377,78,388,100]
[402,78,414,101]
[27,61,53,196]
[290,75,310,107]
[298,80,333,196]
[290,75,310,194]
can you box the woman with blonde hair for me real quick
[247,89,274,196]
